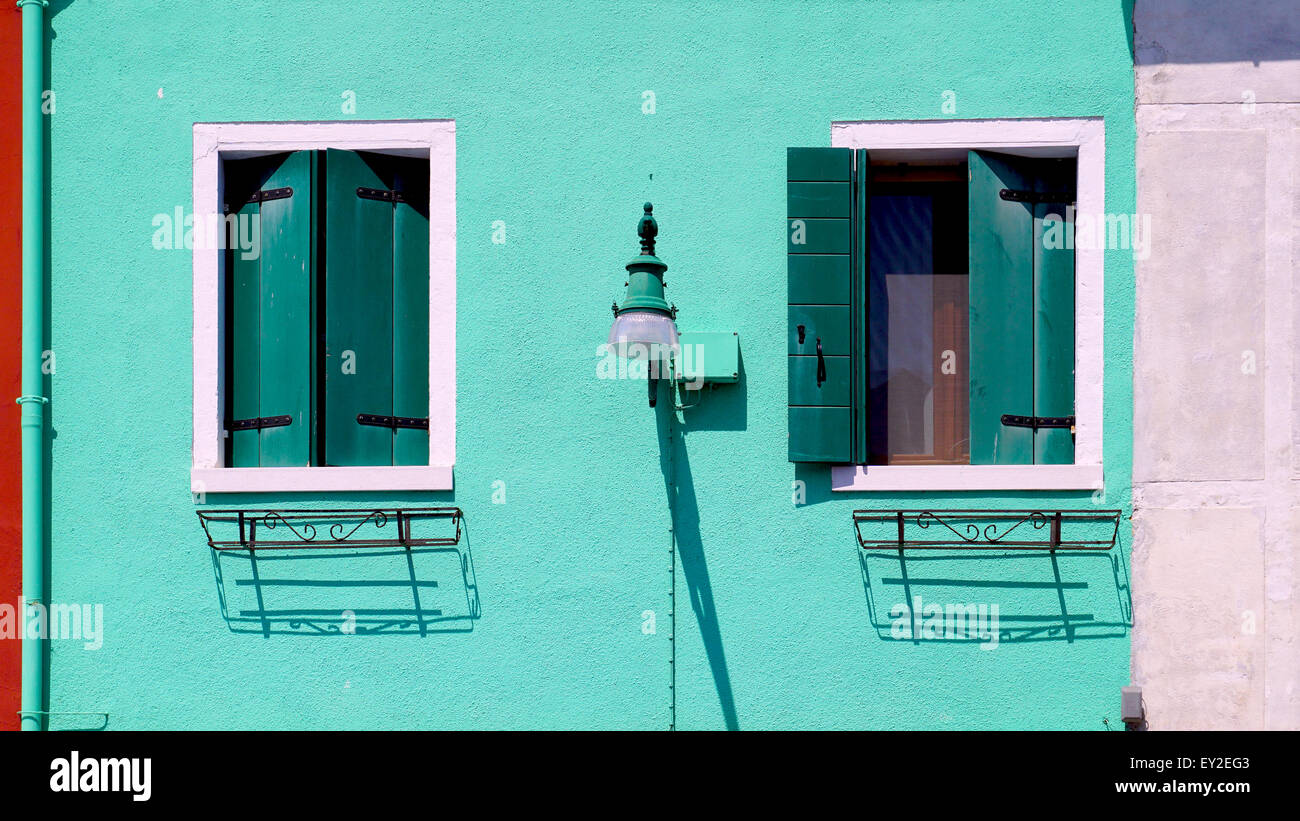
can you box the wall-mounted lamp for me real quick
[607,203,738,408]
[608,203,679,407]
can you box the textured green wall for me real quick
[43,0,1135,729]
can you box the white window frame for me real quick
[829,117,1104,492]
[190,120,456,493]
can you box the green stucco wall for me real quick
[43,0,1135,729]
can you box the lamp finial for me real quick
[638,202,657,255]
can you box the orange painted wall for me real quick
[0,6,23,731]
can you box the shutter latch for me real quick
[1001,414,1075,432]
[229,415,292,431]
[357,414,429,430]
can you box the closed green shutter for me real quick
[787,147,868,463]
[258,151,316,466]
[322,150,431,467]
[224,151,315,467]
[968,150,1075,465]
[324,149,395,466]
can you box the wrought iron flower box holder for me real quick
[853,509,1121,552]
[196,508,462,552]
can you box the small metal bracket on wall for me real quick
[854,509,1121,552]
[16,710,110,730]
[16,710,109,718]
[196,508,462,551]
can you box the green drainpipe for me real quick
[17,0,47,732]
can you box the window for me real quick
[787,118,1105,491]
[224,149,430,468]
[192,121,455,494]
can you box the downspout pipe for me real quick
[17,0,47,732]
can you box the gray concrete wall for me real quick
[1133,0,1300,729]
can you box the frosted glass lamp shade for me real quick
[607,310,679,360]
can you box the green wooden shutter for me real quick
[1032,161,1076,464]
[322,150,430,467]
[391,158,430,467]
[852,148,870,464]
[787,147,865,463]
[323,149,395,466]
[968,150,1075,465]
[227,193,260,468]
[257,151,315,466]
[224,152,315,467]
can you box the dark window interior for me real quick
[868,164,969,465]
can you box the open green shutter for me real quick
[224,152,314,468]
[1032,161,1076,464]
[787,147,864,463]
[391,158,430,467]
[323,149,395,466]
[227,191,260,468]
[968,151,1075,465]
[852,148,870,464]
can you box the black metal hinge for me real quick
[251,186,293,203]
[357,414,429,430]
[229,415,292,431]
[1001,414,1075,430]
[224,187,293,213]
[357,187,408,203]
[999,189,1074,205]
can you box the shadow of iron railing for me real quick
[854,510,1131,645]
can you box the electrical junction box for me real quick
[1121,685,1143,724]
[677,332,739,388]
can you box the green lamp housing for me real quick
[608,203,679,362]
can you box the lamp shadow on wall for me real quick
[857,534,1132,645]
[209,533,481,638]
[674,349,748,431]
[656,362,746,730]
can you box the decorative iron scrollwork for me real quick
[197,508,461,551]
[855,509,1120,552]
[328,510,389,542]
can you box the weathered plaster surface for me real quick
[1135,1,1300,105]
[1132,0,1300,729]
[1134,128,1266,483]
[1130,507,1266,728]
[44,0,1135,729]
